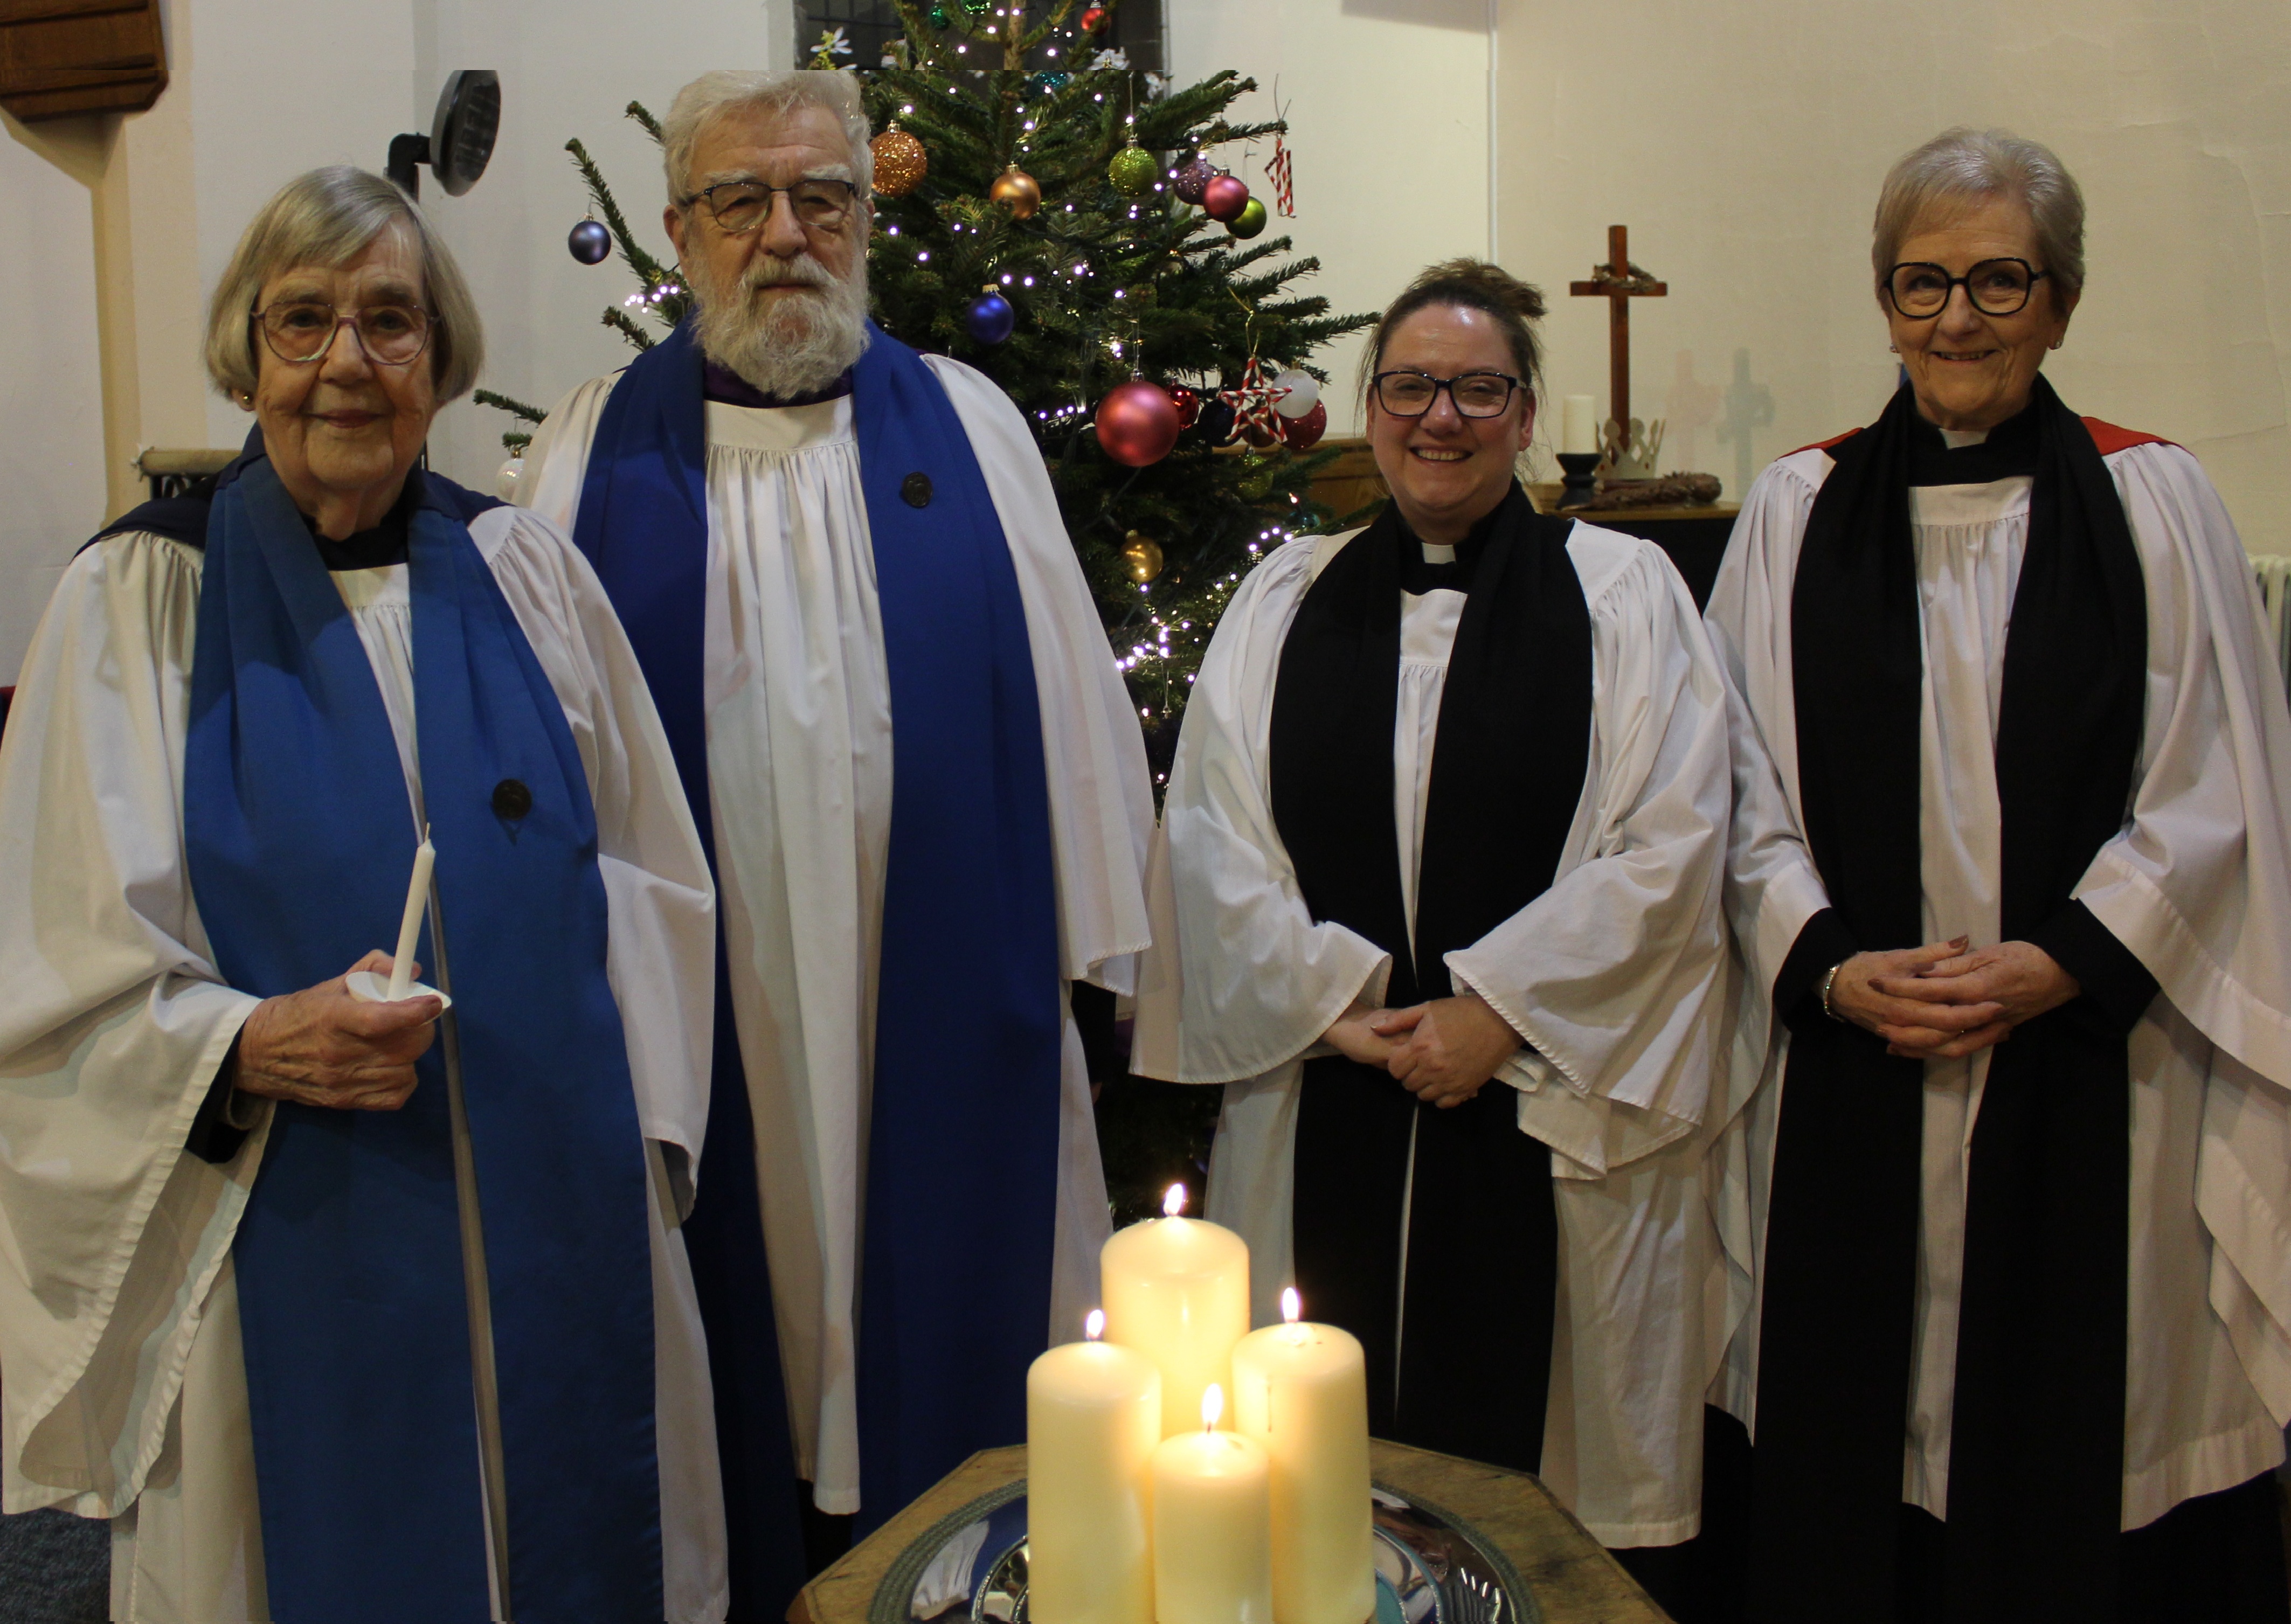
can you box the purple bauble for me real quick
[567,218,612,265]
[1172,156,1215,206]
[966,290,1016,345]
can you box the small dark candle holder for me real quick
[1556,451,1602,509]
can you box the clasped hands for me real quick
[1322,992,1520,1109]
[1825,937,2080,1060]
[233,949,441,1112]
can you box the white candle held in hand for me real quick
[1102,1184,1252,1436]
[1233,1289,1374,1624]
[1027,1310,1161,1624]
[1151,1384,1272,1624]
[386,829,435,1002]
[1562,394,1597,456]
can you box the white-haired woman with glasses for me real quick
[1707,127,2291,1623]
[0,165,731,1622]
[1131,260,1733,1613]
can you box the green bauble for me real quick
[1108,144,1160,198]
[1228,197,1268,239]
[928,1,948,23]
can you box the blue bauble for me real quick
[567,219,612,265]
[1195,398,1236,443]
[966,290,1016,345]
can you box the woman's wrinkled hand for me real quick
[1321,1000,1420,1068]
[1869,939,2079,1060]
[1386,993,1520,1109]
[234,950,441,1111]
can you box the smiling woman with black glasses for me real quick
[1706,127,2291,1624]
[1131,259,1733,1613]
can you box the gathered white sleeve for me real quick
[2072,446,2291,1418]
[468,506,717,1174]
[1129,537,1394,1085]
[0,534,268,1517]
[1445,536,1733,1176]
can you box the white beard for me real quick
[687,243,871,399]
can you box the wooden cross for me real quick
[1569,225,1666,437]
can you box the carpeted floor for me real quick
[0,1510,107,1623]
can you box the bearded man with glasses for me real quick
[1130,259,1733,1617]
[519,70,1153,1616]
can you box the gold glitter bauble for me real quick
[1120,531,1165,584]
[870,128,928,198]
[989,164,1042,219]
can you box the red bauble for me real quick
[1201,173,1251,223]
[1095,379,1182,467]
[1280,400,1328,450]
[1081,3,1107,28]
[1166,385,1200,431]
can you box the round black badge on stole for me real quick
[901,472,932,508]
[492,778,533,820]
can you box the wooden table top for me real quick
[787,1440,1670,1624]
[1525,482,1739,526]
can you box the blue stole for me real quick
[572,321,1064,1564]
[181,450,662,1622]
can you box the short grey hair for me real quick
[204,166,484,404]
[661,69,874,205]
[1873,128,2087,304]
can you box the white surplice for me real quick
[0,509,731,1623]
[1706,438,2291,1530]
[1129,520,1733,1545]
[520,355,1154,1516]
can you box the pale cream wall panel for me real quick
[1496,0,2291,550]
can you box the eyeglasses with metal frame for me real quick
[1883,258,2051,320]
[251,302,435,367]
[681,177,861,235]
[1370,369,1526,419]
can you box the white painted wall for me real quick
[1162,0,1492,436]
[0,130,104,679]
[1496,0,2291,551]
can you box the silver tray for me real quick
[870,1479,1534,1624]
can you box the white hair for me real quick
[662,71,874,397]
[660,69,874,203]
[206,165,484,402]
[1873,127,2087,302]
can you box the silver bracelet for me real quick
[1820,961,1849,1022]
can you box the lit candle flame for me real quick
[1201,1382,1224,1433]
[1163,1183,1187,1218]
[1281,1286,1302,1323]
[1085,1308,1105,1342]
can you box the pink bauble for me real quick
[1202,173,1251,223]
[1280,400,1328,450]
[1095,380,1182,467]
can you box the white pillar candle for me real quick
[1150,1385,1272,1624]
[1102,1185,1252,1437]
[1027,1310,1162,1624]
[386,829,435,1001]
[1231,1290,1374,1624]
[1561,394,1597,455]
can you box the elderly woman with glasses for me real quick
[1131,259,1733,1608]
[0,166,729,1622]
[1707,128,2291,1623]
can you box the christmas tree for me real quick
[480,0,1375,760]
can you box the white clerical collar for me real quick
[1940,427,1990,449]
[1420,542,1457,565]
